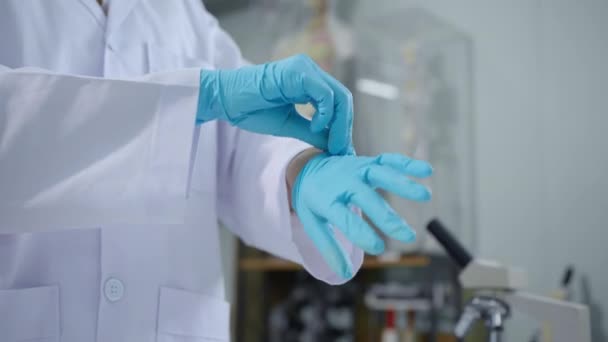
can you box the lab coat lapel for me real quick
[76,0,106,26]
[106,0,141,38]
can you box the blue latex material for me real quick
[197,54,354,155]
[292,153,433,279]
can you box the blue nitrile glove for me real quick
[292,152,433,279]
[197,54,353,155]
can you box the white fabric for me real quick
[0,1,363,342]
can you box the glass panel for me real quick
[213,1,476,252]
[352,6,475,252]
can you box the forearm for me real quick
[286,148,322,210]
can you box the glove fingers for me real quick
[375,153,433,178]
[349,185,416,243]
[236,106,329,150]
[301,74,335,133]
[311,64,354,155]
[317,202,385,255]
[364,165,432,202]
[282,108,330,150]
[327,92,353,155]
[298,207,353,279]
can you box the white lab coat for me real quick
[0,1,363,341]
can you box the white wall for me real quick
[519,3,608,341]
[383,0,608,340]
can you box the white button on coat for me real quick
[104,278,125,302]
[0,1,364,341]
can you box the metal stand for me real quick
[454,296,510,342]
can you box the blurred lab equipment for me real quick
[365,283,430,342]
[363,280,459,342]
[352,7,475,255]
[236,247,461,342]
[427,219,591,342]
[529,266,575,342]
[268,272,357,342]
[214,0,353,72]
[272,0,354,119]
[271,0,353,73]
[380,309,398,342]
[580,274,608,342]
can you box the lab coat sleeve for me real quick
[216,122,364,285]
[0,65,200,233]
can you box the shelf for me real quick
[239,255,431,271]
[361,255,431,269]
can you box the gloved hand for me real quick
[292,152,433,279]
[197,54,353,155]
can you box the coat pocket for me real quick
[0,285,60,342]
[157,287,230,342]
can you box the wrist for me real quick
[286,148,322,210]
[196,69,222,124]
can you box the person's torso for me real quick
[0,0,219,76]
[0,1,233,341]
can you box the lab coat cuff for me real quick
[289,213,365,285]
[271,140,311,240]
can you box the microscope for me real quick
[426,219,591,342]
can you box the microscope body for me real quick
[426,219,590,342]
[455,259,524,342]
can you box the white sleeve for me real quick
[216,122,363,285]
[0,65,200,233]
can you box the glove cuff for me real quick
[291,153,327,213]
[196,69,225,124]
